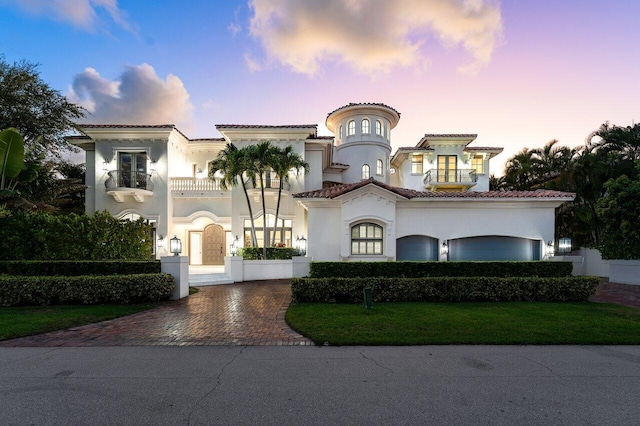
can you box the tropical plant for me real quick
[269,145,309,246]
[247,141,274,259]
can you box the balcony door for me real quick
[437,155,457,183]
[118,152,147,188]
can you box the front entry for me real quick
[203,224,225,265]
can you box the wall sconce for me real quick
[441,241,448,255]
[230,235,239,256]
[558,237,572,254]
[150,158,157,173]
[170,235,182,256]
[546,240,554,257]
[102,160,110,172]
[296,235,307,256]
[157,235,165,249]
[196,168,204,179]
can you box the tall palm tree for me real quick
[504,147,537,190]
[209,143,258,247]
[247,141,274,259]
[270,145,309,247]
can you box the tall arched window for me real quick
[351,222,383,255]
[376,159,383,176]
[361,118,370,134]
[361,164,370,179]
[339,125,343,138]
[347,120,356,136]
[376,120,382,136]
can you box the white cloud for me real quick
[248,0,503,76]
[68,64,194,131]
[0,0,134,32]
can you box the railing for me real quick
[423,169,478,185]
[105,170,153,191]
[171,177,225,192]
[244,176,291,191]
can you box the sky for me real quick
[1,0,638,175]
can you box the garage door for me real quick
[396,235,439,261]
[449,236,541,261]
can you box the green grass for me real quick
[286,302,640,345]
[0,304,156,341]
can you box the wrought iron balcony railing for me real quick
[423,169,478,186]
[105,170,154,191]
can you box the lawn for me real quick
[286,302,640,345]
[0,304,156,341]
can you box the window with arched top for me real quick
[376,159,383,176]
[361,118,370,134]
[347,120,356,136]
[351,222,383,255]
[376,120,382,136]
[362,164,370,179]
[339,125,343,138]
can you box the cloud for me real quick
[247,0,503,76]
[68,64,194,131]
[0,0,134,32]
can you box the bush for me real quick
[240,247,301,260]
[291,276,599,303]
[0,260,161,276]
[309,261,572,278]
[0,210,152,260]
[0,273,174,306]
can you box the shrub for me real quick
[239,247,301,260]
[0,273,174,306]
[309,261,572,278]
[0,260,161,276]
[290,276,599,303]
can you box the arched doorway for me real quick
[203,224,225,265]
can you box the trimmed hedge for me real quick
[291,276,600,303]
[0,273,174,306]
[0,260,161,276]
[240,247,302,260]
[309,261,572,278]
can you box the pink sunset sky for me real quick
[0,0,638,175]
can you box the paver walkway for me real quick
[0,279,313,347]
[589,279,640,309]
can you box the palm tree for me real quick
[246,141,274,259]
[209,143,258,247]
[270,145,309,247]
[503,147,537,190]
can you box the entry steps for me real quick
[188,272,234,286]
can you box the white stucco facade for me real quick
[74,102,574,264]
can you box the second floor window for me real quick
[347,120,356,136]
[362,164,370,179]
[411,154,423,174]
[472,155,484,174]
[362,118,370,134]
[376,159,383,176]
[376,120,382,136]
[118,152,147,188]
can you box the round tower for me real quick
[326,103,400,184]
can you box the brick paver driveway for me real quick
[0,280,313,347]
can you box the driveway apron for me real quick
[0,279,313,347]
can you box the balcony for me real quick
[171,177,230,198]
[423,168,477,191]
[105,170,153,202]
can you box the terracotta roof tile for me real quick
[80,124,175,129]
[326,102,401,117]
[294,178,575,200]
[422,133,478,138]
[215,124,317,129]
[395,146,434,151]
[464,147,503,152]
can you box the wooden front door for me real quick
[203,224,225,265]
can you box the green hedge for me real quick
[0,260,161,276]
[0,273,174,306]
[291,276,599,303]
[309,261,572,278]
[240,247,302,260]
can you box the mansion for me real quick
[73,102,573,264]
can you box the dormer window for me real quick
[347,120,356,136]
[362,164,370,179]
[361,118,370,134]
[376,120,382,136]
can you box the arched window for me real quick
[347,120,356,136]
[361,118,370,134]
[376,120,382,136]
[351,222,383,255]
[361,164,370,179]
[339,125,343,138]
[376,159,383,176]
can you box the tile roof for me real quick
[395,146,434,151]
[215,124,317,129]
[190,138,226,142]
[80,124,175,129]
[294,178,575,200]
[464,147,503,152]
[326,102,401,118]
[422,133,478,138]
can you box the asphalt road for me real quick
[1,345,639,425]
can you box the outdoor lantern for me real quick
[546,240,554,256]
[441,241,448,255]
[230,235,239,256]
[296,235,307,256]
[559,237,572,254]
[102,160,109,172]
[170,235,182,256]
[157,235,165,249]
